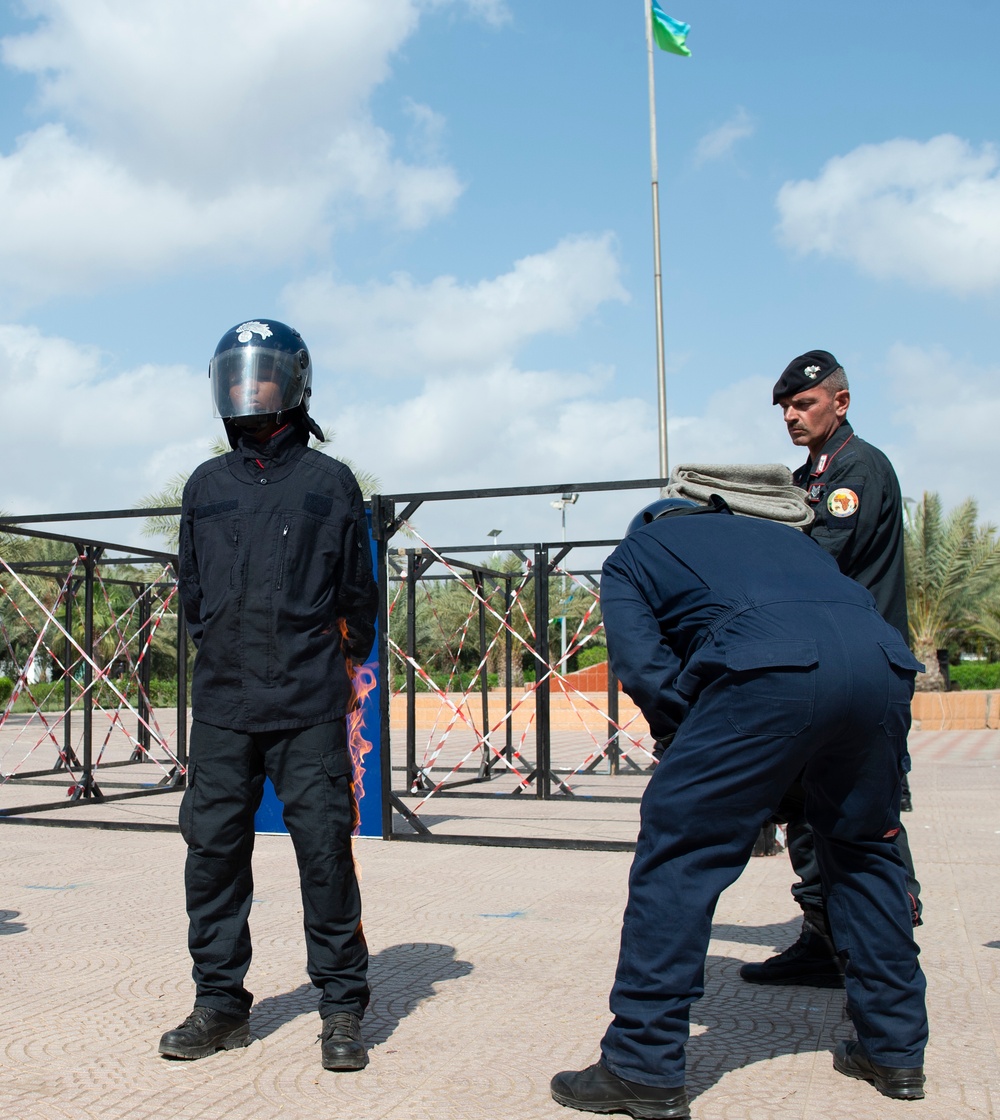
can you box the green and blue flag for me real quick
[651,1,691,57]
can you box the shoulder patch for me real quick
[827,488,859,518]
[194,499,238,519]
[303,491,333,518]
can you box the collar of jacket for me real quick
[228,423,308,485]
[804,419,855,479]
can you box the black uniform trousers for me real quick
[179,719,368,1020]
[777,775,922,925]
[601,605,927,1087]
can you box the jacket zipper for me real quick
[276,523,289,589]
[229,524,240,589]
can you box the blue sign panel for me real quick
[255,511,382,837]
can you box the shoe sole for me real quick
[322,1056,368,1072]
[740,971,844,989]
[550,1088,690,1119]
[833,1052,925,1100]
[159,1025,251,1060]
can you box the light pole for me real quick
[549,493,579,665]
[487,527,503,559]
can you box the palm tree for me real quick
[904,493,1000,691]
[0,532,78,683]
[389,550,605,693]
[1,511,32,565]
[968,598,1000,657]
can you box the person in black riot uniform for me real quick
[739,349,921,991]
[158,320,378,1071]
[550,498,927,1119]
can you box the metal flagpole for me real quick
[645,0,669,484]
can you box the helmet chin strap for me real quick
[224,407,324,448]
[232,412,278,433]
[303,412,325,442]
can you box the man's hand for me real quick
[652,732,675,760]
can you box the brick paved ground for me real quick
[1,728,998,1119]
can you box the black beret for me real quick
[772,349,843,404]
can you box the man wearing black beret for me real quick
[739,349,922,989]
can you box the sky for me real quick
[1,0,999,557]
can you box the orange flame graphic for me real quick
[339,618,378,840]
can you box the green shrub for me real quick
[949,662,1000,690]
[11,676,190,713]
[12,681,64,712]
[0,676,13,705]
[408,670,502,693]
[575,645,608,669]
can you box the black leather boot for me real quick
[158,1006,250,1060]
[320,1011,367,1071]
[899,772,914,812]
[739,910,844,988]
[550,1062,690,1119]
[833,1040,925,1100]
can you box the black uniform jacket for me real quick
[793,420,908,640]
[178,425,378,733]
[601,512,918,742]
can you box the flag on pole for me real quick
[650,1,691,57]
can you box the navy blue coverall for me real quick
[599,509,927,1088]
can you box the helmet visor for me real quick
[210,346,307,418]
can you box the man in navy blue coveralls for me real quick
[551,498,927,1119]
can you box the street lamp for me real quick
[549,494,580,665]
[487,527,502,559]
[549,493,579,539]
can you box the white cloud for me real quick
[776,135,1000,294]
[425,0,512,27]
[0,0,471,304]
[668,375,797,470]
[694,106,755,166]
[0,125,326,303]
[883,343,1000,524]
[334,367,654,495]
[322,124,462,231]
[1,0,416,179]
[284,233,629,378]
[402,97,448,162]
[0,323,214,518]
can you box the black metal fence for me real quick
[0,510,187,829]
[370,478,668,849]
[1,478,666,848]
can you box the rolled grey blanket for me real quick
[667,463,814,528]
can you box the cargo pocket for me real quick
[726,639,818,737]
[878,639,920,737]
[319,744,358,840]
[178,762,196,843]
[320,745,353,780]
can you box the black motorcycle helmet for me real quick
[625,493,731,536]
[209,319,324,444]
